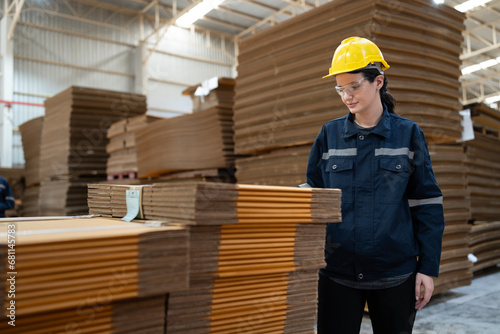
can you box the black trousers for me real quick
[317,272,417,334]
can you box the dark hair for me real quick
[351,68,396,114]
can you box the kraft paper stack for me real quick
[462,103,500,272]
[159,183,340,333]
[463,104,500,222]
[87,184,149,218]
[429,145,473,294]
[235,145,310,186]
[165,223,327,333]
[19,117,44,217]
[106,115,160,178]
[464,132,500,221]
[134,107,234,178]
[468,221,500,273]
[141,182,340,224]
[19,117,43,188]
[0,296,167,333]
[134,77,235,180]
[87,182,341,333]
[0,217,188,332]
[88,182,341,225]
[38,86,147,215]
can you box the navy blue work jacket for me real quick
[0,176,15,217]
[307,107,444,281]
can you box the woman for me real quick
[307,37,445,333]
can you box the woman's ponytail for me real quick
[380,76,396,114]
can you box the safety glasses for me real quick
[335,77,369,97]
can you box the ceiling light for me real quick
[485,94,500,104]
[461,56,500,75]
[434,0,445,4]
[176,0,225,28]
[454,0,493,13]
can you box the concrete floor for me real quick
[360,266,500,334]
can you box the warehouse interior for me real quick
[1,0,500,333]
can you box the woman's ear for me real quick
[376,75,384,90]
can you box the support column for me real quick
[134,42,148,95]
[0,14,14,168]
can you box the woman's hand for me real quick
[415,272,434,310]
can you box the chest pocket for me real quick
[325,158,354,204]
[378,157,412,203]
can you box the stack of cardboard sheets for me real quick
[19,117,44,216]
[134,107,235,178]
[462,103,500,272]
[463,104,500,222]
[88,183,148,218]
[0,295,168,334]
[234,0,464,186]
[87,182,341,333]
[0,217,188,332]
[89,182,341,225]
[19,117,43,187]
[464,132,500,221]
[134,77,235,179]
[235,145,310,186]
[166,222,328,333]
[106,115,160,178]
[141,182,341,224]
[429,145,473,294]
[182,77,235,113]
[468,221,500,273]
[38,86,147,215]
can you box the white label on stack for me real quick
[122,189,141,222]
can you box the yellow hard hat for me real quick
[323,37,390,78]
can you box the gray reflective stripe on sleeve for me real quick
[408,196,443,207]
[6,196,15,201]
[375,147,414,159]
[298,183,312,188]
[322,148,357,159]
[0,184,5,190]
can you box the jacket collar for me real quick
[342,104,391,138]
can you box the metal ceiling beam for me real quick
[200,14,249,31]
[71,0,172,30]
[238,1,314,39]
[71,0,142,16]
[461,6,500,60]
[241,0,282,13]
[460,70,500,104]
[461,35,500,59]
[142,0,205,63]
[128,0,172,14]
[139,0,158,14]
[217,5,261,22]
[282,0,313,10]
[6,0,27,40]
[17,20,136,47]
[462,69,500,86]
[22,6,138,40]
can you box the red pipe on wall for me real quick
[0,99,44,108]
